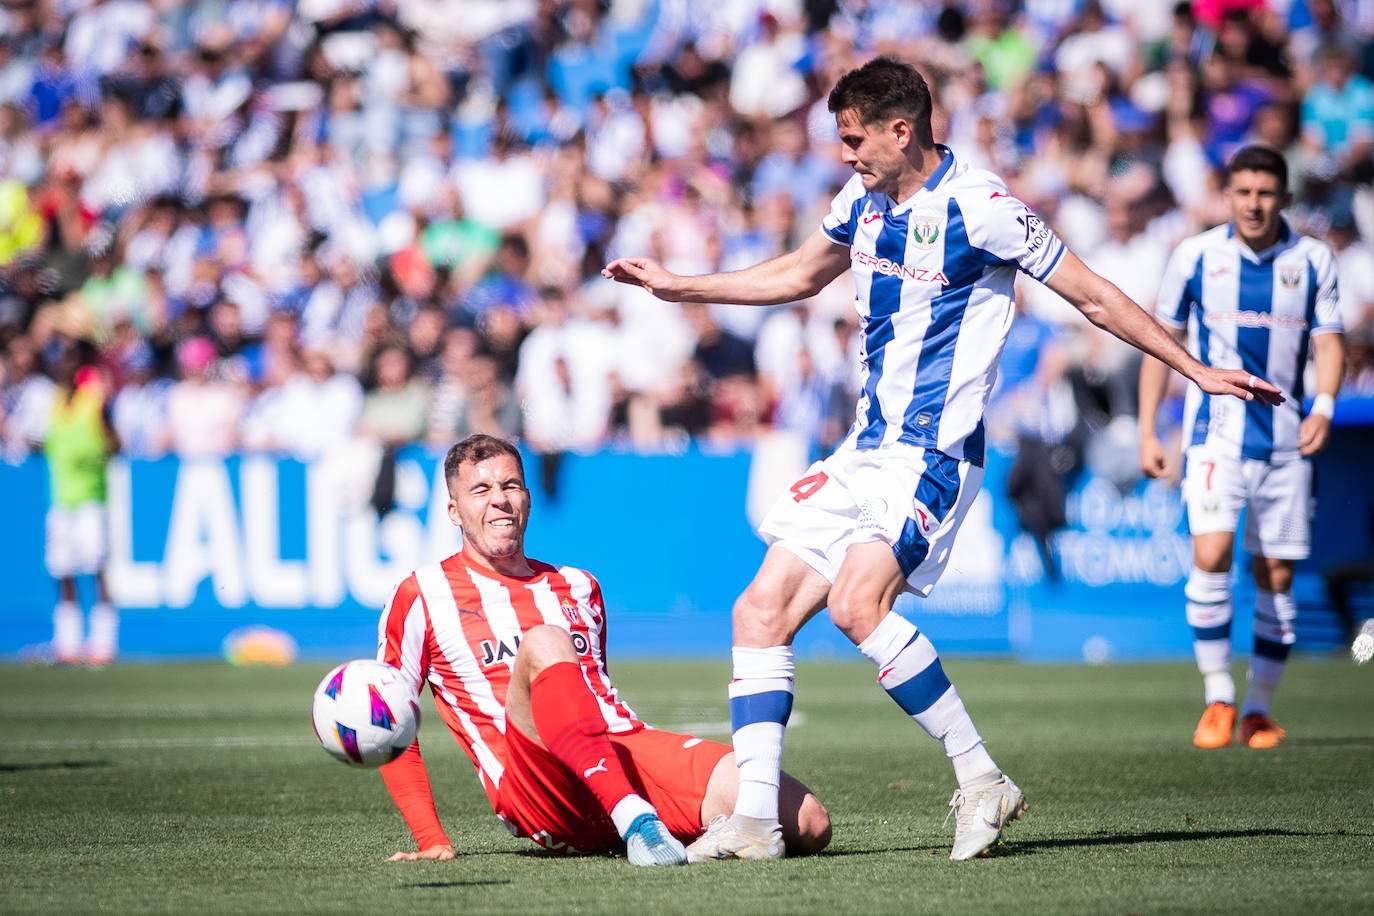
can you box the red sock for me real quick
[530,661,638,815]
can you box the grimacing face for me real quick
[1226,168,1289,251]
[448,453,530,569]
[835,107,909,197]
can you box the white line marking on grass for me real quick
[9,735,318,751]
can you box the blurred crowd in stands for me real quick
[1,0,1372,488]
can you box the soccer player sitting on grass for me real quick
[375,434,831,865]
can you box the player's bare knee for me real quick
[793,796,832,855]
[514,625,577,676]
[733,589,789,644]
[825,587,882,642]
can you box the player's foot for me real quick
[1352,619,1374,665]
[946,775,1028,861]
[1192,701,1236,749]
[685,814,784,862]
[1239,712,1286,749]
[623,813,687,866]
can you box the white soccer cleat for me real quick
[685,814,784,862]
[946,775,1028,861]
[623,813,687,867]
[1353,619,1374,665]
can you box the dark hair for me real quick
[1226,145,1288,192]
[827,57,934,145]
[444,434,524,484]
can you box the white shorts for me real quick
[45,502,109,578]
[1182,447,1312,561]
[757,444,983,597]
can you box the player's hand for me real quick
[387,844,456,862]
[1139,434,1169,479]
[601,257,684,301]
[1195,368,1285,406]
[1297,413,1332,456]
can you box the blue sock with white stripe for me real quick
[858,612,998,789]
[729,645,794,822]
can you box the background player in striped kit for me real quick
[1138,145,1345,750]
[376,434,829,865]
[603,56,1280,862]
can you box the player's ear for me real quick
[890,117,911,149]
[447,498,461,526]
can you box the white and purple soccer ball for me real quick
[311,659,421,767]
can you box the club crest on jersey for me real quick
[1279,267,1302,288]
[559,598,580,625]
[910,212,944,249]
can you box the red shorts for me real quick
[496,725,731,853]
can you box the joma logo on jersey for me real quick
[479,635,521,666]
[853,250,948,284]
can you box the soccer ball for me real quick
[311,659,421,767]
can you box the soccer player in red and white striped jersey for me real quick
[376,434,829,864]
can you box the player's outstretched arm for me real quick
[380,741,454,861]
[601,230,850,307]
[1046,251,1285,406]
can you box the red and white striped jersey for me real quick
[376,551,643,805]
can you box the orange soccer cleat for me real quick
[1239,713,1286,749]
[1193,701,1236,749]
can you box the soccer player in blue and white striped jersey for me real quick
[1138,145,1345,752]
[605,57,1278,862]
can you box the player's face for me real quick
[1225,168,1290,251]
[835,108,907,197]
[448,453,530,570]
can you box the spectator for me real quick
[160,335,246,457]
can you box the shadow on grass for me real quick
[826,827,1374,858]
[0,759,110,772]
[1285,736,1374,748]
[408,880,514,889]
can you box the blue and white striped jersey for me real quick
[1156,220,1342,462]
[820,147,1066,466]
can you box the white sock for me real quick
[610,795,657,838]
[729,645,794,823]
[858,612,999,789]
[1186,568,1234,705]
[86,602,118,663]
[53,601,83,662]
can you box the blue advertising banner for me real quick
[1,428,1364,663]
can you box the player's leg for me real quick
[46,507,82,665]
[833,545,1024,860]
[708,546,829,859]
[1236,458,1309,748]
[81,503,117,666]
[1240,556,1294,748]
[697,752,831,859]
[1182,450,1245,748]
[506,625,685,865]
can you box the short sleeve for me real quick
[820,173,867,247]
[965,189,1067,282]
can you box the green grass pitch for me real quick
[2,656,1373,914]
